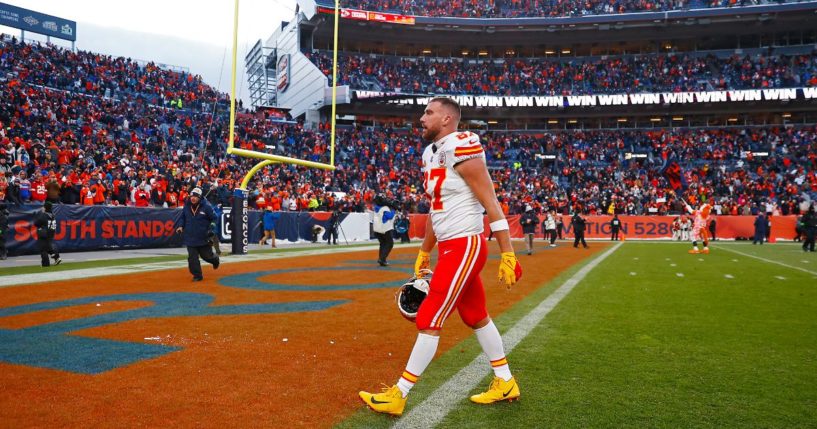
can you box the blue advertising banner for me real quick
[5,204,182,256]
[4,204,361,256]
[0,2,76,41]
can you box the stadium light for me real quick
[650,118,662,122]
[568,119,578,124]
[561,49,571,54]
[728,118,738,122]
[672,117,684,121]
[548,120,559,124]
[545,50,555,55]
[783,113,792,118]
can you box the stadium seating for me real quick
[2,37,816,217]
[319,0,798,19]
[307,50,817,95]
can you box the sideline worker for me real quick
[176,187,219,281]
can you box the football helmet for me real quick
[396,269,433,321]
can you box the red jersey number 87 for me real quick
[424,168,446,211]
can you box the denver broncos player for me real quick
[685,200,712,254]
[359,97,523,415]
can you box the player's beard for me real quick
[422,124,440,142]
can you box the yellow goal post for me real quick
[226,0,341,254]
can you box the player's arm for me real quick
[176,205,186,234]
[455,158,522,287]
[455,158,512,252]
[421,214,437,253]
[414,207,437,276]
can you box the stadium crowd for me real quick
[2,37,816,218]
[322,0,795,18]
[308,50,817,95]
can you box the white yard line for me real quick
[715,245,817,277]
[0,244,391,288]
[393,242,623,429]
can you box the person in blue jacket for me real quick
[260,206,280,248]
[176,187,219,281]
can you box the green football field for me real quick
[339,242,817,428]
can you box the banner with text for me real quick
[407,214,798,241]
[356,87,817,109]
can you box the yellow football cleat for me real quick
[701,248,710,254]
[688,249,700,254]
[359,385,407,416]
[470,376,520,404]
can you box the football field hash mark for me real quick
[724,274,734,279]
[717,246,817,276]
[775,276,787,281]
[676,273,684,277]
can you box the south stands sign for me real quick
[355,87,817,108]
[0,2,76,42]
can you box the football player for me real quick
[685,200,712,254]
[359,97,523,416]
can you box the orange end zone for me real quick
[0,242,605,427]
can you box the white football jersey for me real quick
[422,130,486,242]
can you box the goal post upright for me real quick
[226,0,341,254]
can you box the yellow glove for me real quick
[415,250,431,276]
[498,252,523,288]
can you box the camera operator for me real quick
[327,209,341,245]
[175,188,220,281]
[34,201,61,267]
[394,210,411,244]
[373,194,396,266]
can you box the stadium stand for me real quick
[307,50,817,95]
[1,33,816,217]
[319,0,803,18]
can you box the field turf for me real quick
[340,242,817,428]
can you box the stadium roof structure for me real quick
[306,1,817,54]
[252,0,817,124]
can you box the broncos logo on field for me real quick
[0,261,414,374]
